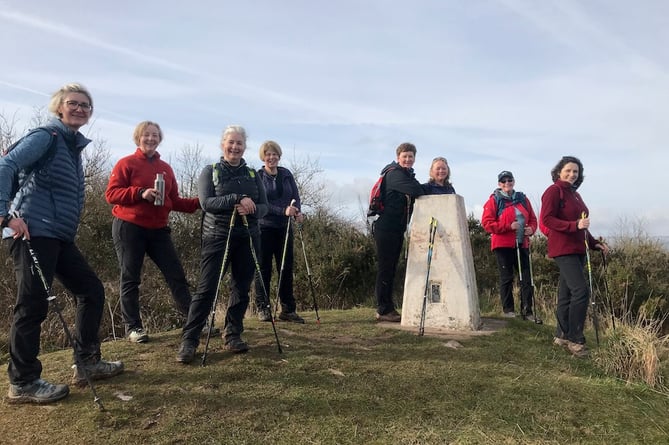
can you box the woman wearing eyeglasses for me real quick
[0,83,123,404]
[254,140,305,324]
[421,157,456,195]
[540,156,609,358]
[481,170,540,323]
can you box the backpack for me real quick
[539,185,564,236]
[211,162,255,186]
[367,166,396,217]
[494,191,528,218]
[2,127,58,213]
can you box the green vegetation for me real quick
[1,308,668,444]
[1,129,668,442]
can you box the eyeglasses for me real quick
[499,178,514,183]
[64,100,93,112]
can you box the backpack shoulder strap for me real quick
[493,191,505,218]
[515,191,529,212]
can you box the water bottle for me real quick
[154,173,165,206]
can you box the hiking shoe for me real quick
[523,314,543,324]
[502,311,516,318]
[258,307,273,322]
[201,324,221,337]
[553,337,570,347]
[72,359,124,387]
[128,328,149,343]
[375,310,401,323]
[279,311,305,324]
[567,341,590,358]
[176,342,197,364]
[7,379,69,404]
[224,337,249,354]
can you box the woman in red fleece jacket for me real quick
[105,121,202,343]
[540,156,609,358]
[482,170,540,323]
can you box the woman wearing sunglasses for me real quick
[481,170,540,323]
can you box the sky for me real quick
[0,0,666,237]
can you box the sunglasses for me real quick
[499,178,514,183]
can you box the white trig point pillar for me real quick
[401,194,481,331]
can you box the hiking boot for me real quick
[7,379,69,405]
[502,311,516,318]
[201,324,221,337]
[128,328,149,343]
[279,311,305,324]
[375,310,401,323]
[72,359,124,387]
[176,342,197,364]
[224,337,249,354]
[553,337,570,347]
[257,307,273,322]
[523,314,543,324]
[567,341,590,358]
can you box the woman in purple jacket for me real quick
[540,156,608,358]
[254,141,305,323]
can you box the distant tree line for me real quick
[1,110,667,354]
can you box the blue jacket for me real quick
[421,181,456,195]
[257,166,301,229]
[0,118,91,241]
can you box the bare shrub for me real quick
[595,312,669,388]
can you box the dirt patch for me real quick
[377,317,507,341]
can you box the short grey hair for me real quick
[221,125,247,144]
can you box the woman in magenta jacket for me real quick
[540,156,609,358]
[482,170,540,322]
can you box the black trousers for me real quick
[554,254,589,344]
[6,237,104,385]
[373,227,404,315]
[255,226,296,313]
[181,231,259,345]
[112,218,191,333]
[494,247,534,315]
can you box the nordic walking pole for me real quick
[582,212,600,346]
[419,217,438,336]
[24,239,104,411]
[526,239,542,324]
[600,248,616,330]
[295,217,321,325]
[242,215,283,353]
[274,199,296,320]
[404,194,411,259]
[515,238,523,283]
[201,210,236,366]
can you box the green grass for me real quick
[1,308,668,444]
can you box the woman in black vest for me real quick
[176,125,268,363]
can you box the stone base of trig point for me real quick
[378,318,504,339]
[400,194,481,331]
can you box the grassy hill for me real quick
[1,308,668,445]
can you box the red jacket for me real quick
[481,191,537,250]
[105,149,199,229]
[540,180,599,258]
